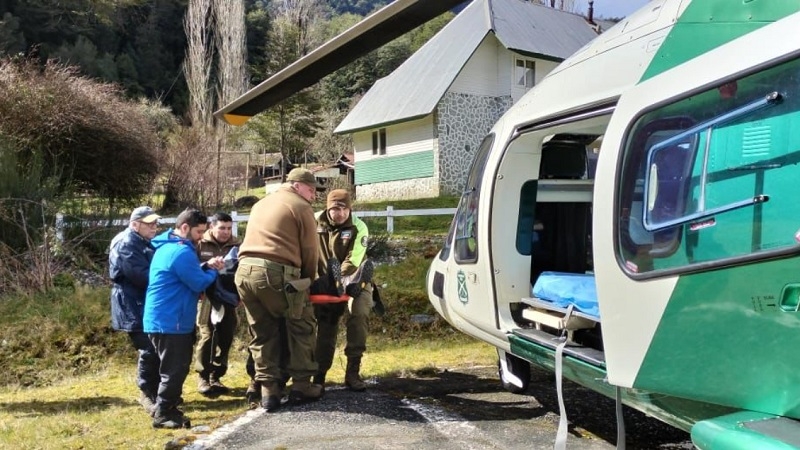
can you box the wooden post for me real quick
[386,205,394,234]
[230,211,239,237]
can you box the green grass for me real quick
[0,336,494,450]
[355,195,458,237]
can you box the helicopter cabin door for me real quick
[594,17,800,417]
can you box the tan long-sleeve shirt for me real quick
[239,185,318,279]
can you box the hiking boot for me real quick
[345,357,367,392]
[245,379,261,408]
[262,395,281,412]
[310,257,344,297]
[328,258,343,296]
[152,407,191,429]
[138,392,156,417]
[289,379,323,404]
[345,373,367,392]
[261,382,283,413]
[344,260,374,298]
[198,376,214,397]
[371,284,385,316]
[312,373,327,394]
[209,376,231,395]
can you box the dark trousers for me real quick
[245,319,290,382]
[194,302,237,380]
[128,331,160,398]
[148,333,194,411]
[314,286,372,375]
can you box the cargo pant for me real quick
[314,285,373,375]
[235,257,318,385]
[194,299,237,380]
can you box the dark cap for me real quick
[286,168,322,188]
[327,189,352,209]
[130,206,160,224]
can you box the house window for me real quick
[515,58,535,89]
[371,128,386,155]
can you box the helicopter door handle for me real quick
[779,284,800,312]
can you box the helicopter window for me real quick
[617,57,800,275]
[643,92,781,231]
[453,133,494,263]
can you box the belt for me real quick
[239,257,289,269]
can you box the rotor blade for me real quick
[215,0,468,125]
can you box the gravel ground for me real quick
[185,365,694,450]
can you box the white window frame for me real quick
[515,57,535,89]
[371,128,387,155]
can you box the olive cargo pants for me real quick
[194,300,237,380]
[314,285,373,375]
[235,258,318,384]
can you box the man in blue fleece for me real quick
[144,209,224,429]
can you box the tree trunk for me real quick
[184,0,214,129]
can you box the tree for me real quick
[245,1,326,176]
[214,0,247,109]
[0,12,26,56]
[184,0,214,128]
[244,4,271,84]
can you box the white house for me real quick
[335,0,606,201]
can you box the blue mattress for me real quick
[532,271,599,319]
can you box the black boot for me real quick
[312,373,327,393]
[345,357,366,392]
[344,260,374,298]
[245,379,261,408]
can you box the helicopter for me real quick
[217,0,800,447]
[425,1,800,448]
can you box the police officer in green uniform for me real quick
[235,168,323,412]
[194,212,240,396]
[313,189,374,392]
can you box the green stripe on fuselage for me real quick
[634,256,800,418]
[641,0,800,82]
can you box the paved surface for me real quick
[186,366,694,450]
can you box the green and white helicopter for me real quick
[217,0,800,447]
[425,1,800,448]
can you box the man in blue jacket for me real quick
[108,206,161,416]
[144,209,223,429]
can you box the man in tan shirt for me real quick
[235,168,322,412]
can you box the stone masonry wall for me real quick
[355,176,439,202]
[436,92,512,195]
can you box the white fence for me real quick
[55,206,456,240]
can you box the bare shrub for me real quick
[160,127,219,212]
[0,199,60,295]
[0,58,162,208]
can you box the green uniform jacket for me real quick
[315,210,368,277]
[239,185,319,279]
[197,229,240,262]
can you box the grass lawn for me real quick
[0,335,495,450]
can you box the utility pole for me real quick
[216,136,222,208]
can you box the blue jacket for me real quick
[109,227,155,332]
[144,229,218,334]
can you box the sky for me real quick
[577,0,652,19]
